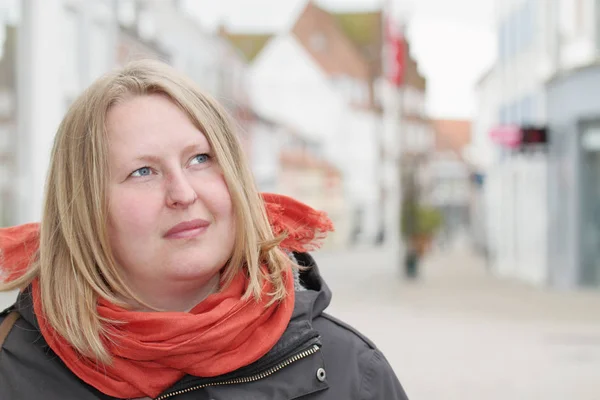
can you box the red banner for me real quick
[386,18,405,87]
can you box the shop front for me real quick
[547,65,600,289]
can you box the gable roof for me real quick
[221,32,273,62]
[332,11,383,75]
[291,2,370,79]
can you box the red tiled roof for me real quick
[291,2,370,80]
[432,119,472,156]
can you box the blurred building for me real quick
[277,134,347,250]
[423,120,472,244]
[0,0,426,256]
[239,23,352,246]
[11,0,118,224]
[290,2,384,245]
[233,3,372,247]
[142,1,254,152]
[468,66,500,257]
[545,0,600,288]
[479,0,550,286]
[398,40,433,157]
[388,23,434,254]
[0,24,17,226]
[224,1,430,252]
[474,0,600,289]
[114,2,167,66]
[247,110,350,248]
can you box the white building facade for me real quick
[13,0,117,224]
[476,0,600,287]
[475,0,552,285]
[248,33,355,245]
[545,0,600,289]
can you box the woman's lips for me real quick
[164,219,210,239]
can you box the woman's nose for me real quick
[165,172,197,208]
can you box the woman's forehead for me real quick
[106,95,211,151]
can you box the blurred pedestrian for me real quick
[404,240,420,279]
[0,60,408,399]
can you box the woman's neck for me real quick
[127,273,221,312]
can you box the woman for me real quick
[0,60,408,399]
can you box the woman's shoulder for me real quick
[313,311,381,371]
[0,305,110,400]
[312,312,409,399]
[316,312,378,350]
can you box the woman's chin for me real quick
[162,259,223,283]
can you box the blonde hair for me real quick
[1,60,290,363]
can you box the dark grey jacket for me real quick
[0,253,409,399]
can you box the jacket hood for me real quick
[292,252,332,321]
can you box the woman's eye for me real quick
[131,167,152,177]
[190,154,209,165]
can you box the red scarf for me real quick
[0,193,333,399]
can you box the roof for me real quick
[221,32,273,62]
[432,119,472,157]
[332,11,383,74]
[290,2,371,80]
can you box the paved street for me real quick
[314,242,600,400]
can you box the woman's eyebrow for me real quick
[182,142,211,154]
[132,154,162,164]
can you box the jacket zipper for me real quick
[154,344,321,400]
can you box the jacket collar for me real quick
[14,285,37,330]
[161,252,332,395]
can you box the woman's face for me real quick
[105,94,236,306]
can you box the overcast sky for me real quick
[182,0,497,120]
